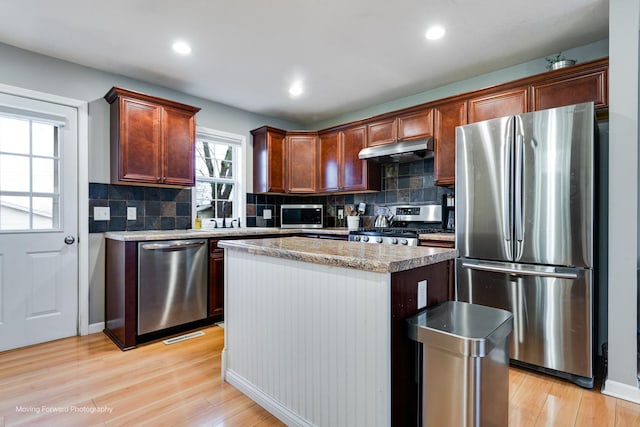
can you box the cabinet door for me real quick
[397,108,433,141]
[367,118,396,146]
[532,69,607,111]
[342,125,373,191]
[162,106,196,186]
[252,127,286,193]
[468,87,528,123]
[287,134,317,193]
[318,131,340,192]
[117,97,162,183]
[434,100,467,186]
[209,242,224,319]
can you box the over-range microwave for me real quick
[280,204,323,229]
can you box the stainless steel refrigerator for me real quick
[455,102,595,388]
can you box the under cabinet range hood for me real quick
[358,137,434,163]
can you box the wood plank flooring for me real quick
[0,325,639,426]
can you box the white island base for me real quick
[222,250,390,426]
[220,237,456,427]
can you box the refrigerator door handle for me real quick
[503,121,513,242]
[460,261,579,279]
[514,134,524,242]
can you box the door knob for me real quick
[64,236,75,245]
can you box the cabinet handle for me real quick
[156,177,161,182]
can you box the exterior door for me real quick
[0,92,78,351]
[455,115,514,261]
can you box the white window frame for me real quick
[193,126,245,227]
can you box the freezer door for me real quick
[456,116,514,261]
[456,259,593,380]
[514,102,594,267]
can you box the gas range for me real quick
[347,204,453,246]
[348,228,421,246]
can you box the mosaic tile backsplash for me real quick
[246,157,453,228]
[89,183,191,233]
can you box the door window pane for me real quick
[0,195,30,230]
[32,158,56,193]
[32,122,58,157]
[0,117,29,154]
[0,154,30,192]
[32,196,56,229]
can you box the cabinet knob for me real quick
[156,177,161,182]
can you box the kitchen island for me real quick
[219,237,456,427]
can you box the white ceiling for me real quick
[0,0,608,125]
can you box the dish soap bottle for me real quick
[194,214,202,229]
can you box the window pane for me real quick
[0,195,30,230]
[0,116,29,154]
[32,157,57,193]
[32,196,57,229]
[195,181,214,218]
[195,140,234,179]
[32,122,58,157]
[0,154,30,192]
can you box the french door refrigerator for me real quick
[455,102,595,388]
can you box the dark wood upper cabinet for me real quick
[342,125,380,191]
[318,125,380,193]
[318,131,340,192]
[397,108,434,141]
[251,126,287,193]
[287,132,317,193]
[105,87,200,187]
[532,66,607,111]
[434,99,467,187]
[252,58,608,192]
[367,118,397,146]
[468,87,528,123]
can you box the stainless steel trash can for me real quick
[407,301,513,427]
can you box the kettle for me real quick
[374,207,393,228]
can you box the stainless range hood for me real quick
[358,137,434,163]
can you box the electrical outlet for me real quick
[417,280,427,309]
[127,207,137,220]
[263,209,272,220]
[94,206,110,221]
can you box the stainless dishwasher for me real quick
[138,239,208,335]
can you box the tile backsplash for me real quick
[246,157,453,228]
[89,183,191,233]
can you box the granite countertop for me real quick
[104,227,349,242]
[219,236,457,273]
[104,227,455,243]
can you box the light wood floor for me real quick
[1,325,639,427]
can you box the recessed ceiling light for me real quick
[289,81,304,97]
[425,26,446,41]
[172,41,192,55]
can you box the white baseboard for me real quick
[602,378,640,404]
[225,369,313,427]
[88,322,105,335]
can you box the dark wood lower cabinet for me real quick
[209,240,225,320]
[390,260,453,427]
[104,239,138,350]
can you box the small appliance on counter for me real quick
[280,204,323,228]
[442,194,455,231]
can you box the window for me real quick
[194,128,244,223]
[0,114,61,231]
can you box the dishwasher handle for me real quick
[141,240,206,251]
